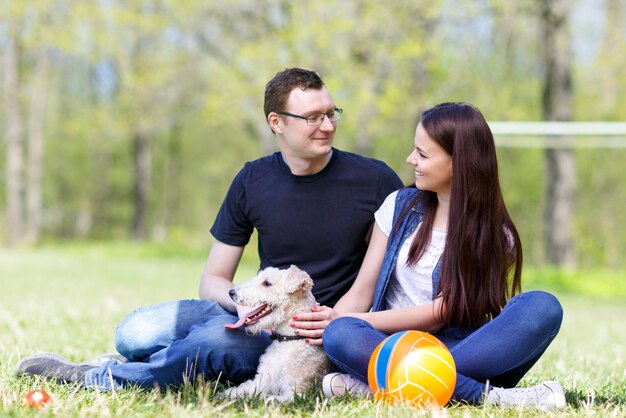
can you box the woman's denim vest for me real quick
[371,188,442,312]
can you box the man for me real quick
[15,68,403,389]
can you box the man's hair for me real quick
[264,68,325,119]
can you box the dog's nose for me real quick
[228,288,236,297]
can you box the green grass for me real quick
[1,244,624,417]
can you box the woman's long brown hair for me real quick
[403,102,522,328]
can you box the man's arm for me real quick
[198,240,245,313]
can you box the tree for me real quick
[540,0,576,268]
[102,0,207,239]
[2,23,24,244]
[24,37,50,244]
[2,3,60,245]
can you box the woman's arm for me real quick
[334,223,389,312]
[293,222,447,343]
[297,297,445,345]
[345,298,445,334]
[291,223,389,343]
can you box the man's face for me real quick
[269,86,338,166]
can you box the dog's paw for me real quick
[222,387,239,399]
[271,394,295,403]
[222,381,261,399]
[270,388,297,403]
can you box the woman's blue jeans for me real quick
[322,291,563,404]
[84,300,271,389]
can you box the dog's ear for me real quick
[285,265,313,294]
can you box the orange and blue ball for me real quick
[368,330,456,409]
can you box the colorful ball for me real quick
[368,330,456,409]
[21,389,52,409]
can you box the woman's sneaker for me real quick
[486,381,566,411]
[322,373,371,398]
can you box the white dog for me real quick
[223,265,331,402]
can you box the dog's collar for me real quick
[269,332,307,342]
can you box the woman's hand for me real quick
[290,305,340,346]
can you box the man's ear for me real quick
[285,265,313,294]
[267,112,282,134]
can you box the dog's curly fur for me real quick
[224,265,331,402]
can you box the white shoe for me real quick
[487,381,566,411]
[322,373,371,398]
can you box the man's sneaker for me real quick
[322,372,371,398]
[486,381,566,411]
[14,353,94,385]
[82,352,127,367]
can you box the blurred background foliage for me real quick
[1,0,625,269]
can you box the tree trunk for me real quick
[2,31,25,245]
[24,47,50,244]
[355,100,375,156]
[154,122,183,241]
[541,0,576,267]
[132,130,151,240]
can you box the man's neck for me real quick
[281,150,333,176]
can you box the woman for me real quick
[292,102,565,410]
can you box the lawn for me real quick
[1,244,624,417]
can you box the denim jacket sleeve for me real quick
[370,188,442,312]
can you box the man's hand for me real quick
[290,305,340,345]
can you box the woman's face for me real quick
[406,123,453,197]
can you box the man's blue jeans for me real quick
[84,300,271,389]
[322,291,563,404]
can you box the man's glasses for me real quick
[276,108,343,126]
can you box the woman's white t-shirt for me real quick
[374,191,446,309]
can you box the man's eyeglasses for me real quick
[276,108,343,126]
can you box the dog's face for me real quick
[226,265,314,334]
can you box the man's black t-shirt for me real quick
[211,148,403,307]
